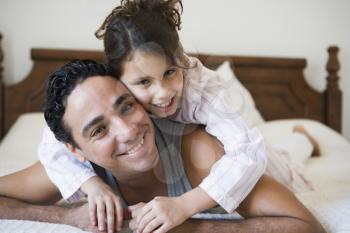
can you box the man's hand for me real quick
[128,196,191,233]
[61,203,101,232]
[81,176,124,233]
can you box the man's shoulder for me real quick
[181,125,224,187]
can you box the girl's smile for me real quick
[120,49,184,118]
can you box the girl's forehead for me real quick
[122,50,170,79]
[131,48,169,66]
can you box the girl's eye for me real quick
[138,79,150,86]
[164,68,177,78]
[91,126,106,138]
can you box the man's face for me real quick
[64,76,158,177]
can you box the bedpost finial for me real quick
[326,45,340,88]
[325,45,342,133]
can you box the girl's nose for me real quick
[154,83,172,100]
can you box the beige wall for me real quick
[1,0,349,139]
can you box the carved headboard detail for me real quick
[0,35,342,139]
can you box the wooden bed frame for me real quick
[0,33,342,140]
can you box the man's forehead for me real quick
[78,75,129,94]
[88,75,123,86]
[64,75,130,132]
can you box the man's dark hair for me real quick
[43,59,110,148]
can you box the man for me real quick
[0,60,325,233]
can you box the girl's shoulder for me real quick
[183,56,224,93]
[184,56,219,83]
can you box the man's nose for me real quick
[110,118,137,143]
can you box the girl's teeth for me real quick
[126,138,144,155]
[156,100,171,108]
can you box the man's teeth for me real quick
[155,100,172,108]
[126,137,144,154]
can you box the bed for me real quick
[0,33,349,233]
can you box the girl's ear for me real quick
[65,143,86,163]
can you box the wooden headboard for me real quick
[0,34,342,140]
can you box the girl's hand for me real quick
[81,176,124,233]
[128,196,191,233]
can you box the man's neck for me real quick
[110,156,168,205]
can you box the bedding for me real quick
[1,114,350,232]
[0,113,45,176]
[299,153,350,233]
[0,220,90,233]
[258,119,350,233]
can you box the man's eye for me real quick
[91,126,106,138]
[122,102,135,114]
[138,79,150,85]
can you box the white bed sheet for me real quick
[0,113,45,176]
[0,220,90,233]
[1,115,350,232]
[297,152,350,233]
[259,119,350,233]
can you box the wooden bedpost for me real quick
[325,46,342,133]
[0,33,4,139]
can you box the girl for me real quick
[39,0,312,232]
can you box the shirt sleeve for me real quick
[38,126,96,202]
[171,58,267,213]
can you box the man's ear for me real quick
[65,143,86,163]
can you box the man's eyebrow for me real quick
[114,93,132,107]
[81,93,132,137]
[82,116,104,137]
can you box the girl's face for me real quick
[120,49,184,118]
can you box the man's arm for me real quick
[0,161,63,221]
[0,195,64,222]
[180,125,325,233]
[0,162,98,231]
[0,195,99,231]
[0,161,61,204]
[170,216,318,233]
[169,176,324,233]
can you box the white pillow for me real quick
[0,113,45,176]
[216,61,265,127]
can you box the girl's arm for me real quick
[177,126,325,233]
[171,57,267,213]
[38,126,96,201]
[39,126,125,232]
